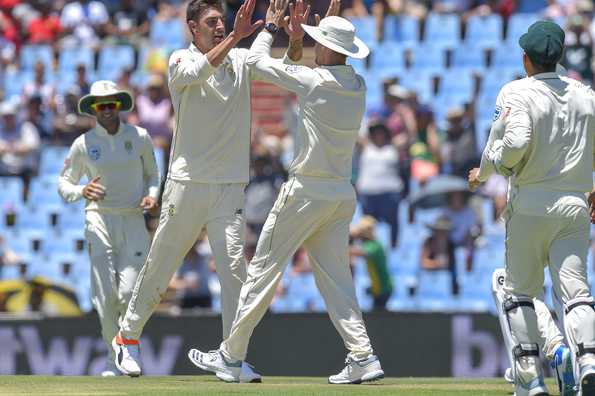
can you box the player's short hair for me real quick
[186,0,223,22]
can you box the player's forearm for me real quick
[286,38,303,62]
[206,32,242,68]
[58,178,85,203]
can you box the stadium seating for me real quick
[465,15,503,49]
[408,45,446,74]
[97,45,136,79]
[383,15,419,47]
[58,47,95,72]
[19,44,54,71]
[424,13,461,49]
[450,45,486,72]
[150,19,186,49]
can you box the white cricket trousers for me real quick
[504,207,595,368]
[85,210,150,360]
[221,175,374,362]
[121,179,247,339]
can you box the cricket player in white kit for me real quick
[189,0,385,384]
[469,21,595,396]
[112,0,264,381]
[58,80,160,376]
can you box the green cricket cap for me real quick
[519,21,565,65]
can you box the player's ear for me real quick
[188,20,198,35]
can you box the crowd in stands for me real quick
[0,0,594,316]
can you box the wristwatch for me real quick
[264,23,279,35]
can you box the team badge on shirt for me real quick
[493,105,502,121]
[125,141,133,153]
[88,146,101,161]
[285,65,302,74]
[168,204,176,217]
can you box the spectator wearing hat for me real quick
[420,216,459,294]
[356,122,403,249]
[53,85,94,146]
[135,74,173,155]
[0,100,40,183]
[440,106,478,178]
[350,216,393,310]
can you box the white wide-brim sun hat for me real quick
[78,80,134,116]
[302,16,370,59]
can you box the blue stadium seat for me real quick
[491,44,523,69]
[58,46,94,71]
[424,13,461,49]
[430,93,470,127]
[384,15,419,47]
[14,206,53,231]
[438,69,474,99]
[0,177,24,207]
[98,45,135,76]
[409,45,446,74]
[465,15,503,49]
[369,42,406,76]
[480,69,520,100]
[396,70,434,103]
[506,13,540,44]
[150,19,186,49]
[20,44,54,71]
[28,177,62,207]
[516,0,547,13]
[349,16,376,44]
[451,45,486,72]
[475,91,498,122]
[3,70,27,99]
[417,270,453,299]
[40,146,70,176]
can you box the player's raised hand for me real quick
[140,196,159,215]
[282,0,311,41]
[315,0,340,26]
[266,0,290,26]
[82,176,106,201]
[468,168,481,192]
[234,0,264,39]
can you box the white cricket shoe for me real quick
[112,334,142,377]
[101,359,121,377]
[188,348,241,383]
[217,361,261,383]
[578,355,595,396]
[328,355,384,384]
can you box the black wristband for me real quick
[264,23,279,35]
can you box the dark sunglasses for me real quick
[91,101,122,112]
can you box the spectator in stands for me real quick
[169,233,213,309]
[245,150,284,238]
[0,8,18,46]
[0,101,40,182]
[562,15,593,83]
[26,0,63,45]
[442,190,480,271]
[350,216,394,310]
[420,216,459,294]
[53,86,94,145]
[75,63,90,95]
[25,94,53,142]
[105,0,150,46]
[409,96,439,183]
[440,106,478,178]
[22,61,56,112]
[356,122,403,248]
[60,0,109,48]
[136,74,173,153]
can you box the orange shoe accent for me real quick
[115,334,140,346]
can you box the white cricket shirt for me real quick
[248,32,366,185]
[478,72,595,216]
[58,122,161,212]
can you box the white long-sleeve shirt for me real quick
[167,43,254,184]
[247,31,366,183]
[58,122,160,212]
[478,72,595,216]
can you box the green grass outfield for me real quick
[0,376,562,396]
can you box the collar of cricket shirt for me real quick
[95,121,124,137]
[190,42,233,70]
[532,72,559,81]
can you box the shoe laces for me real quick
[206,350,220,362]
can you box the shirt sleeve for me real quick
[140,131,161,200]
[495,92,532,171]
[168,50,217,90]
[477,89,507,182]
[58,140,86,203]
[246,31,318,97]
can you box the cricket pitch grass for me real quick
[0,376,562,395]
